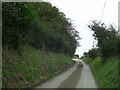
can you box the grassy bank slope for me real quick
[83,57,119,88]
[2,45,75,88]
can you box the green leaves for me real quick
[2,2,37,49]
[88,20,118,61]
[3,2,80,57]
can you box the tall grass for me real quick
[83,57,118,88]
[2,45,75,88]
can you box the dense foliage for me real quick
[2,2,80,57]
[82,48,99,59]
[85,20,119,62]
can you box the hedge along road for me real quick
[35,59,98,88]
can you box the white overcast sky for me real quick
[43,0,119,57]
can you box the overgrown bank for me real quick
[2,2,79,88]
[2,45,75,88]
[83,57,119,88]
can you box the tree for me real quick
[2,2,37,49]
[74,54,79,58]
[88,48,99,59]
[2,2,80,57]
[88,20,118,61]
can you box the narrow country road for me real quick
[35,59,98,88]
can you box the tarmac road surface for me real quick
[35,59,98,88]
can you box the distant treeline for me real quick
[2,2,80,56]
[82,20,120,62]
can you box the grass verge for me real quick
[2,45,75,88]
[83,57,119,88]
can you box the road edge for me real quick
[85,61,100,88]
[33,63,76,88]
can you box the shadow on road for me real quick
[57,63,83,88]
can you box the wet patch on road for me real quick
[57,64,83,88]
